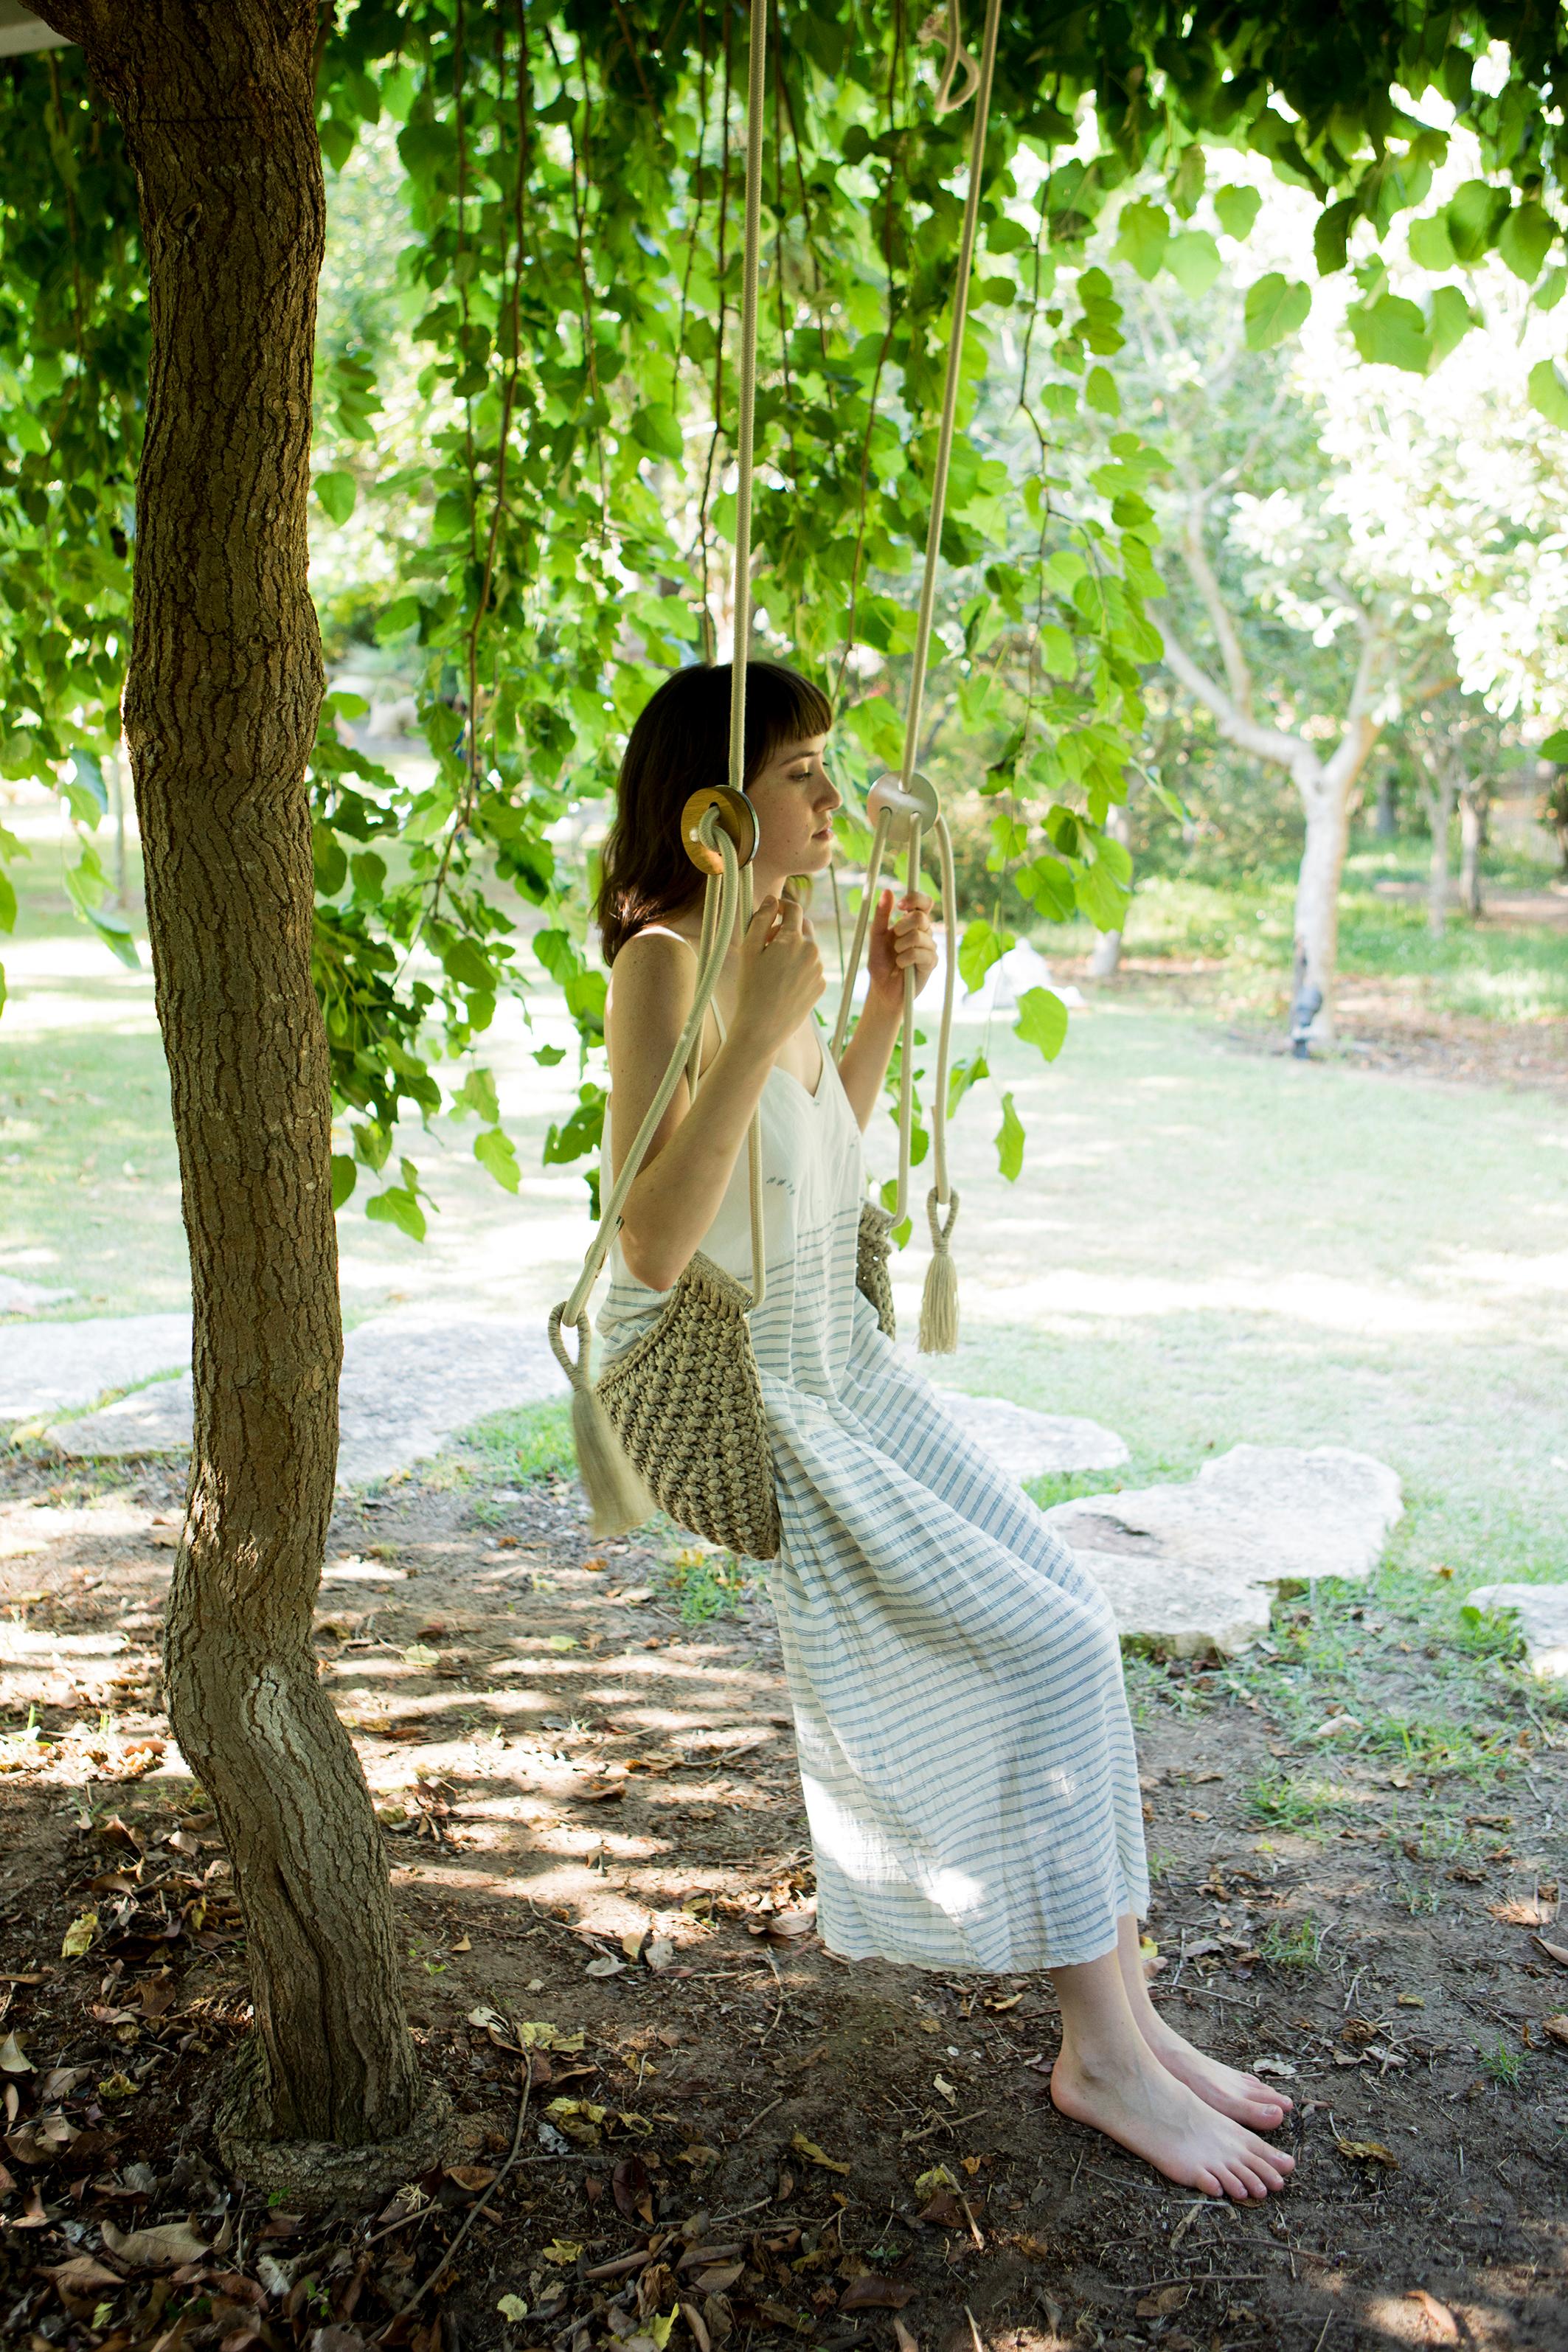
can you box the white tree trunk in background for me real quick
[1157,601,1386,1045]
[1088,795,1132,977]
[1459,786,1485,917]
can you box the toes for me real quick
[1193,2169,1224,2199]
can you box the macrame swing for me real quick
[547,0,1003,1557]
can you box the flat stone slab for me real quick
[934,1390,1128,1479]
[46,1310,566,1488]
[1044,1443,1404,1657]
[0,1274,75,1314]
[1465,1581,1568,1680]
[1,1314,191,1420]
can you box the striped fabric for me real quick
[598,995,1149,1974]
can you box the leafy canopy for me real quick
[1,1,1564,1208]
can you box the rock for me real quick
[1067,1548,1276,1658]
[0,1274,74,1314]
[46,1308,566,1487]
[1045,1443,1404,1657]
[934,1389,1128,1479]
[1464,1582,1568,1680]
[1,1314,190,1420]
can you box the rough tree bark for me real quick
[1155,490,1389,1046]
[34,0,421,2152]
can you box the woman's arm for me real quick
[607,900,824,1291]
[836,885,937,1132]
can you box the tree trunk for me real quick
[1459,785,1484,918]
[44,0,418,2148]
[1292,777,1350,1044]
[1373,767,1398,837]
[1088,794,1131,977]
[1426,767,1457,938]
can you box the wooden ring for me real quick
[681,784,760,875]
[867,769,940,834]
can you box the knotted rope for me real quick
[833,0,1001,1353]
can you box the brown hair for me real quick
[594,660,833,964]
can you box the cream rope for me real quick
[900,0,1002,794]
[727,0,767,793]
[557,817,742,1340]
[552,0,772,1370]
[831,804,892,1055]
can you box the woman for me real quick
[594,660,1294,2201]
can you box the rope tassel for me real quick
[918,1186,961,1354]
[548,1306,656,1537]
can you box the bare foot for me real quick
[1050,2044,1297,2201]
[1135,2009,1294,2131]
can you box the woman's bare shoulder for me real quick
[607,926,701,1033]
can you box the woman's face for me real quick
[749,732,839,879]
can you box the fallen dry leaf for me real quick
[1137,2287,1190,2319]
[1403,2289,1460,2344]
[539,2238,583,2268]
[1534,1938,1568,1968]
[839,2277,915,2311]
[1541,2014,1568,2049]
[47,2255,123,2296]
[101,2218,210,2269]
[1491,1895,1560,1926]
[693,2264,744,2294]
[1333,2137,1399,2168]
[789,2131,850,2176]
[0,2030,32,2073]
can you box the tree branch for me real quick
[1155,608,1312,777]
[1174,486,1255,719]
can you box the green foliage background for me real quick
[2,1,1566,1221]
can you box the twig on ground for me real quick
[731,2094,784,2141]
[900,2104,991,2145]
[386,2066,532,2325]
[1116,2272,1270,2295]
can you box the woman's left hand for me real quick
[865,886,937,1006]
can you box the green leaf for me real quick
[366,1183,426,1241]
[1406,212,1456,271]
[1243,274,1311,351]
[1348,294,1430,372]
[331,1154,357,1210]
[1114,199,1169,282]
[1539,731,1568,761]
[1313,198,1356,278]
[1213,186,1261,243]
[1444,179,1508,265]
[995,1091,1024,1183]
[1534,266,1568,313]
[1499,203,1555,285]
[1164,231,1221,296]
[1427,284,1473,364]
[375,594,421,642]
[630,405,684,460]
[946,1051,988,1119]
[316,470,356,525]
[474,1125,521,1193]
[1084,366,1120,416]
[450,1066,501,1124]
[1013,985,1069,1064]
[957,917,1010,993]
[1527,360,1568,429]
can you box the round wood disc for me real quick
[681,783,760,874]
[867,769,940,832]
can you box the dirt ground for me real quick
[1,1449,1565,2352]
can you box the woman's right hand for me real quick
[733,895,824,1055]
